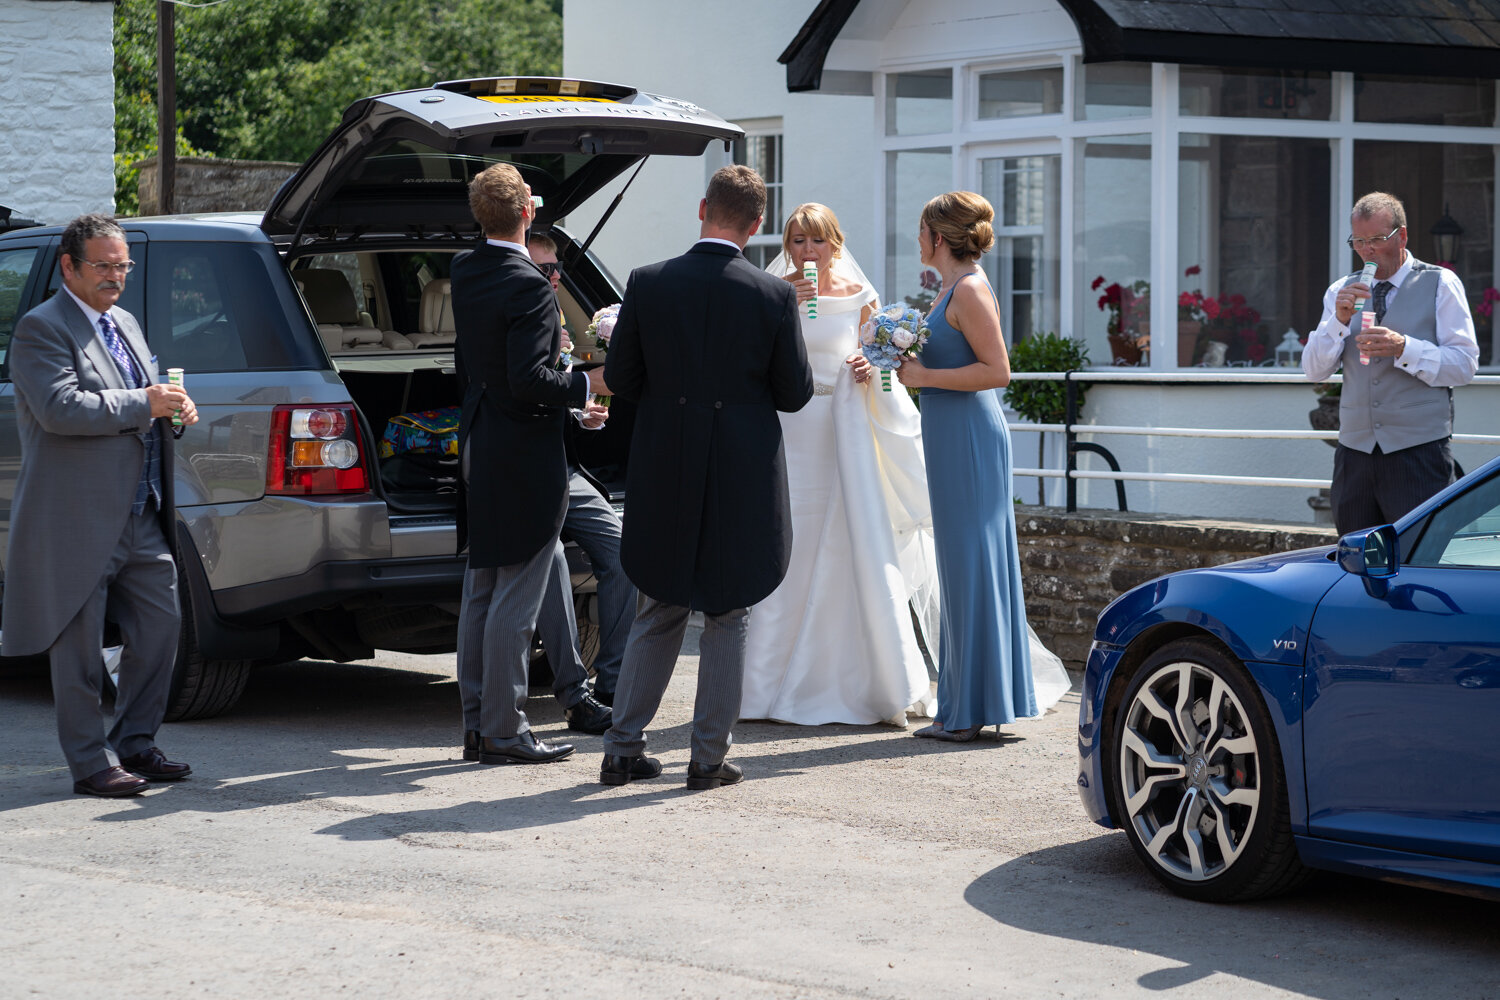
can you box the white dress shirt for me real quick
[1303,252,1479,387]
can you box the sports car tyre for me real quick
[1108,637,1310,902]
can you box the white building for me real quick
[0,0,118,226]
[571,0,1500,524]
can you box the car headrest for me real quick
[419,278,454,336]
[297,268,360,326]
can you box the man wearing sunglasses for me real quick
[527,230,635,710]
[1304,191,1479,533]
[3,213,199,796]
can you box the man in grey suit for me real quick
[1304,191,1479,533]
[598,166,814,789]
[2,214,199,797]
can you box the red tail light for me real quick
[266,403,371,495]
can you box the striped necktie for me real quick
[1373,281,1393,325]
[98,313,141,388]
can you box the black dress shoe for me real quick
[119,747,192,781]
[592,687,614,708]
[478,735,574,765]
[74,765,149,798]
[564,694,612,735]
[463,729,481,761]
[599,753,662,785]
[685,759,743,790]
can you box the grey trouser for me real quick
[51,507,179,781]
[456,539,560,745]
[602,596,749,765]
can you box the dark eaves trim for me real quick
[778,0,863,93]
[1060,0,1500,80]
[782,0,1500,92]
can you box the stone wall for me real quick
[0,0,116,225]
[135,157,300,216]
[1014,505,1337,667]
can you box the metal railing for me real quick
[1005,370,1500,513]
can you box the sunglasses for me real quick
[538,262,562,278]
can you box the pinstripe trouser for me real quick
[602,596,749,765]
[1331,438,1454,535]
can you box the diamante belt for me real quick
[812,383,835,396]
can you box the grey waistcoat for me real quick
[1338,259,1450,454]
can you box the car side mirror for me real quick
[1337,524,1400,579]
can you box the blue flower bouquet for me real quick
[859,303,928,391]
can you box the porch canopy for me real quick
[781,0,1500,92]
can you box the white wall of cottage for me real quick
[0,0,117,225]
[564,0,1500,525]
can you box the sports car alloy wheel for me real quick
[1111,638,1307,901]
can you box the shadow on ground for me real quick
[965,835,1500,998]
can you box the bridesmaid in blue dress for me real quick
[897,191,1036,741]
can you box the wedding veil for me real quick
[765,247,878,308]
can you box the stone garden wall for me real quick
[1014,505,1337,667]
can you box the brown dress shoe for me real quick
[119,747,192,781]
[74,766,149,798]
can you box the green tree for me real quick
[114,0,562,205]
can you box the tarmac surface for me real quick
[2,627,1497,999]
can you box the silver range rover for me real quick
[0,77,742,719]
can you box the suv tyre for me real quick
[164,567,253,722]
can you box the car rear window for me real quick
[144,241,323,372]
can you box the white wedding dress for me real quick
[742,286,937,724]
[740,281,1072,726]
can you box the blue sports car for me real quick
[1078,454,1500,902]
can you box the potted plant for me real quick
[1092,276,1149,365]
[1004,332,1090,504]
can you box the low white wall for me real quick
[0,0,117,225]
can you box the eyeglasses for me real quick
[1346,226,1401,251]
[538,262,562,278]
[74,258,135,275]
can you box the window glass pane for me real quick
[1356,75,1495,126]
[977,68,1063,120]
[146,242,320,371]
[0,247,38,370]
[1353,140,1496,366]
[1079,61,1151,120]
[1408,475,1500,567]
[1078,135,1151,366]
[886,70,952,136]
[1178,134,1330,368]
[734,132,784,235]
[1180,66,1332,120]
[979,155,1060,343]
[886,148,952,307]
[742,244,779,271]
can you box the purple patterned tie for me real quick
[98,313,140,388]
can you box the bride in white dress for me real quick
[740,204,935,725]
[740,203,1072,728]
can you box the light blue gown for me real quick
[919,278,1037,728]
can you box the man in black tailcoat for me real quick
[598,165,814,789]
[452,163,610,765]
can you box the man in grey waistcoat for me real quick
[1304,191,1479,534]
[3,213,199,797]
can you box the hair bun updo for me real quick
[921,191,996,261]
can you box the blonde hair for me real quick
[468,163,529,236]
[920,191,996,262]
[1352,191,1407,231]
[781,203,846,259]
